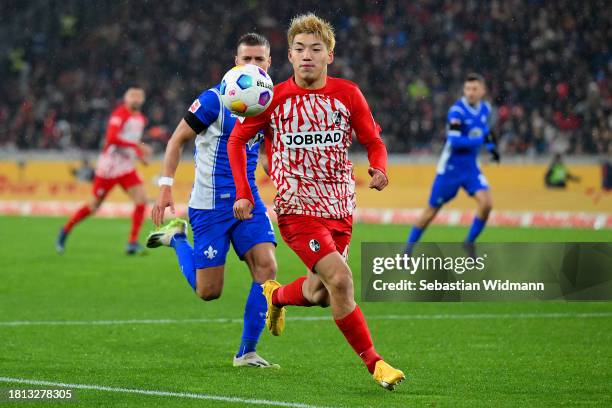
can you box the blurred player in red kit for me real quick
[56,87,152,255]
[228,14,405,390]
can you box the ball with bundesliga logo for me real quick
[219,64,274,117]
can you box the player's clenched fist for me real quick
[152,185,175,226]
[368,168,388,191]
[233,198,254,220]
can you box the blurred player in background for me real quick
[56,87,151,255]
[228,14,405,390]
[407,74,499,250]
[148,34,279,368]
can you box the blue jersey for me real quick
[436,97,491,175]
[186,84,263,209]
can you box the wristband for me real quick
[158,176,174,187]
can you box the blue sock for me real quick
[236,282,267,358]
[405,226,425,255]
[466,217,487,243]
[408,226,424,243]
[170,234,196,290]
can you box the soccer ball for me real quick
[219,64,273,117]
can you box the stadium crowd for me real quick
[1,0,610,156]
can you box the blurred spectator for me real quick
[1,0,610,156]
[545,153,581,188]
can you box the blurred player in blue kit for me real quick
[148,33,279,368]
[408,73,500,249]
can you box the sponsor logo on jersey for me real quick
[281,131,342,148]
[247,131,264,150]
[188,99,201,113]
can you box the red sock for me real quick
[63,205,92,233]
[272,276,312,307]
[335,305,382,374]
[129,204,145,243]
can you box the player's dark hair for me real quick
[236,33,270,50]
[465,73,485,84]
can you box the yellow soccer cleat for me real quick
[372,360,406,391]
[261,280,286,336]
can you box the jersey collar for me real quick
[461,97,482,115]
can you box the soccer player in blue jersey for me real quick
[148,33,279,368]
[407,73,500,248]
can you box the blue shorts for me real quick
[188,205,277,269]
[428,170,489,208]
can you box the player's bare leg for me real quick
[262,269,330,337]
[56,194,105,254]
[313,252,405,390]
[234,242,280,368]
[125,183,147,254]
[415,205,440,230]
[473,189,493,221]
[244,242,277,284]
[312,252,355,318]
[195,266,224,301]
[302,270,330,306]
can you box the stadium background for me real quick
[1,0,610,226]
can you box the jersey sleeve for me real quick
[350,85,388,176]
[227,110,272,205]
[446,105,464,138]
[183,90,221,134]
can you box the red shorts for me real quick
[92,170,143,199]
[277,214,353,271]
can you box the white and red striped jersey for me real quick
[229,76,387,219]
[95,105,147,179]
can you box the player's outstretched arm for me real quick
[228,132,255,220]
[228,112,270,220]
[351,86,389,191]
[151,119,196,226]
[448,134,485,149]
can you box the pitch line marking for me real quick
[1,312,611,327]
[0,377,333,408]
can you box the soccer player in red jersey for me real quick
[56,87,152,255]
[227,14,405,390]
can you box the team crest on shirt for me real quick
[332,111,342,127]
[188,99,201,113]
[247,131,264,150]
[469,128,483,138]
[309,239,320,252]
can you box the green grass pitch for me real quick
[1,216,611,407]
